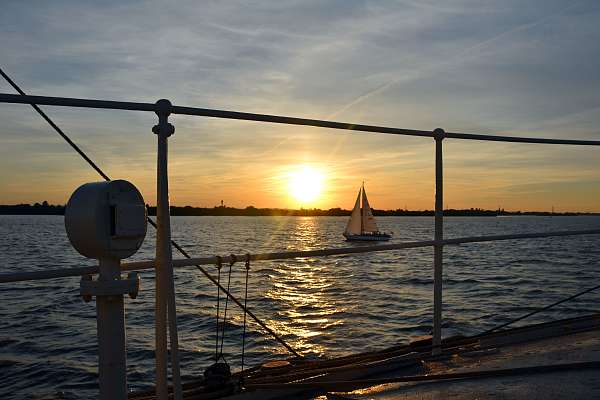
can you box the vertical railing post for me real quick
[153,99,183,400]
[96,257,127,400]
[433,128,445,355]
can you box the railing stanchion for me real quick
[154,99,182,400]
[96,257,128,400]
[433,128,445,355]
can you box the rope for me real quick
[217,255,235,362]
[0,67,110,181]
[214,256,223,362]
[147,221,300,357]
[0,67,302,358]
[479,283,600,336]
[241,254,251,375]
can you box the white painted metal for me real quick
[120,228,600,269]
[153,100,182,400]
[64,180,146,260]
[154,110,169,400]
[80,274,139,298]
[1,89,599,399]
[433,129,444,355]
[63,179,147,399]
[96,257,127,400]
[2,229,600,284]
[3,92,600,146]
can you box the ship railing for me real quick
[2,228,600,284]
[0,92,599,400]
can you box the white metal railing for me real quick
[2,228,600,284]
[1,91,599,400]
[3,92,600,146]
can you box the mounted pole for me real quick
[433,128,445,355]
[153,99,182,400]
[95,257,127,400]
[64,180,145,400]
[0,69,302,361]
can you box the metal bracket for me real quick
[80,272,140,302]
[152,99,175,137]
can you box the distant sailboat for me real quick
[343,184,392,241]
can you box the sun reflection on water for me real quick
[263,217,346,357]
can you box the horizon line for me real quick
[2,202,599,215]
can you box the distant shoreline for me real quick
[1,203,598,217]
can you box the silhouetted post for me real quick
[433,128,445,355]
[153,99,182,400]
[66,180,145,400]
[96,257,127,399]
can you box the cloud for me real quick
[0,0,599,210]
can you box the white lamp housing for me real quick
[65,180,147,260]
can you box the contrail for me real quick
[327,1,581,119]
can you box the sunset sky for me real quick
[1,0,599,211]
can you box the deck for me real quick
[334,328,600,399]
[129,314,600,399]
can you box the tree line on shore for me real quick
[1,202,597,217]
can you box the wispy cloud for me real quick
[0,0,599,210]
[327,1,583,119]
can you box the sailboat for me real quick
[343,184,392,241]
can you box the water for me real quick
[1,215,599,399]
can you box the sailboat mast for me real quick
[360,184,364,233]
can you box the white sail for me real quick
[345,188,362,235]
[361,185,379,233]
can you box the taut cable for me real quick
[0,66,302,358]
[218,255,236,361]
[241,254,251,376]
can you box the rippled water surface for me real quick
[1,215,600,399]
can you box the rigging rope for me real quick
[0,66,302,359]
[241,254,250,375]
[214,256,223,362]
[0,68,110,181]
[218,255,235,361]
[478,282,600,336]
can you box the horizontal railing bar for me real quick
[170,105,433,138]
[0,93,431,138]
[445,131,600,146]
[0,265,100,284]
[123,228,600,271]
[123,239,437,271]
[0,93,156,112]
[1,228,598,284]
[443,228,600,245]
[2,93,600,145]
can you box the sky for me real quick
[1,0,599,211]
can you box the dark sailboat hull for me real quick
[343,232,391,241]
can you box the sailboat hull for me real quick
[344,184,391,241]
[343,232,391,241]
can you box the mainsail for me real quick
[343,183,390,241]
[361,185,379,233]
[345,188,362,235]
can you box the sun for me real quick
[288,166,324,204]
